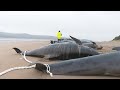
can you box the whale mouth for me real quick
[13,47,22,54]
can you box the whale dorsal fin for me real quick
[69,35,82,45]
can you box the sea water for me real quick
[0,38,51,43]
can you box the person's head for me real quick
[58,30,60,32]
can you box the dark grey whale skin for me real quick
[13,42,99,60]
[50,35,103,50]
[112,47,120,51]
[35,51,120,76]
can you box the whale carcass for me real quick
[50,35,103,50]
[13,42,99,60]
[35,51,120,76]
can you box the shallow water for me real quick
[0,38,51,43]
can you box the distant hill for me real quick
[0,32,57,40]
[113,35,120,40]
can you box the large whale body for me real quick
[50,35,103,50]
[35,51,120,76]
[13,42,99,60]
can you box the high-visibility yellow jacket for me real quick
[57,32,62,39]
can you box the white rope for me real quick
[0,64,36,76]
[44,64,53,77]
[0,51,35,77]
[22,51,53,77]
[0,50,53,77]
[20,51,33,64]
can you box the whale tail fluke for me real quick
[13,47,22,54]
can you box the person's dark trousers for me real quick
[58,39,61,43]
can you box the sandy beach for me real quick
[0,40,120,79]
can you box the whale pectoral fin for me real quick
[44,55,51,59]
[69,35,82,45]
[44,54,59,60]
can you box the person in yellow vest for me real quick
[57,30,62,42]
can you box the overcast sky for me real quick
[0,11,120,41]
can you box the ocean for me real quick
[0,38,52,43]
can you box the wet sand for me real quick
[0,40,120,79]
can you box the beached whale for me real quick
[13,42,99,60]
[112,47,120,51]
[69,35,103,49]
[50,35,103,50]
[35,51,120,76]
